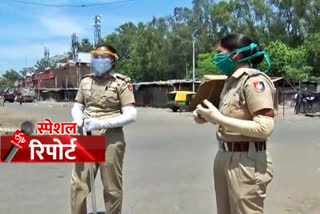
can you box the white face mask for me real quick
[92,58,112,76]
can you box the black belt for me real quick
[219,141,266,152]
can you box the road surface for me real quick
[0,102,319,214]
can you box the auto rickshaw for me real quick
[167,91,196,112]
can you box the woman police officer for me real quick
[194,34,275,214]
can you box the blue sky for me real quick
[0,0,192,73]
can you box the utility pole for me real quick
[44,46,50,69]
[93,15,102,48]
[192,30,197,92]
[71,33,78,62]
[185,63,189,80]
[44,47,50,59]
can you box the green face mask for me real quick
[213,43,271,76]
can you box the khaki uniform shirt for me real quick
[217,68,276,142]
[75,72,135,120]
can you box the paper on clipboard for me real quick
[188,75,227,111]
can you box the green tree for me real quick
[19,67,35,77]
[0,69,21,87]
[0,77,7,88]
[34,54,70,72]
[35,58,56,72]
[283,65,312,82]
[306,0,320,34]
[56,52,73,63]
[20,0,320,82]
[265,41,292,76]
[77,38,94,52]
[103,22,141,81]
[35,58,51,71]
[196,51,219,78]
[268,0,313,46]
[265,40,312,81]
[304,33,320,76]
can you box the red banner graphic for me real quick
[1,135,106,163]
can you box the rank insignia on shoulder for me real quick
[253,81,265,92]
[113,73,131,82]
[82,73,94,79]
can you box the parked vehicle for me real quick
[4,87,17,103]
[21,87,36,102]
[167,91,196,112]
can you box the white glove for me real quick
[192,110,207,124]
[72,102,84,127]
[84,106,137,131]
[84,118,101,131]
[196,100,223,124]
[196,99,274,139]
[98,106,137,128]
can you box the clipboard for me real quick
[188,75,227,111]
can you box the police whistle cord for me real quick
[2,121,35,163]
[78,128,97,214]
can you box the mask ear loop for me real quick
[232,43,271,73]
[263,52,272,73]
[234,43,258,55]
[250,43,256,56]
[233,43,258,63]
[248,43,257,66]
[245,51,272,73]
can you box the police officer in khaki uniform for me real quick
[71,45,137,214]
[194,34,275,214]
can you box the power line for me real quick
[9,0,134,8]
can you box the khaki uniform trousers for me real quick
[71,128,126,214]
[214,143,273,214]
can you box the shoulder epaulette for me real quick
[238,68,274,105]
[112,73,131,82]
[81,73,94,79]
[243,68,261,77]
[244,69,273,83]
[232,68,260,79]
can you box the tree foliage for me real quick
[19,67,35,77]
[0,69,20,87]
[77,38,94,52]
[265,40,313,81]
[3,0,320,84]
[197,51,219,77]
[94,0,320,82]
[34,53,72,72]
[304,33,320,76]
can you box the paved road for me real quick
[0,102,319,214]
